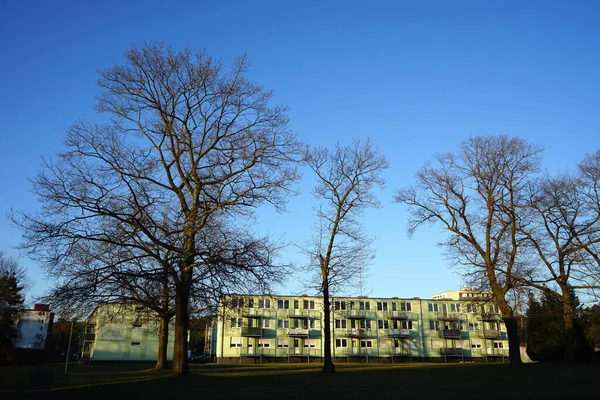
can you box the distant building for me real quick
[81,303,175,362]
[13,304,54,350]
[213,289,509,364]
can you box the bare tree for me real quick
[303,139,388,373]
[395,135,544,365]
[518,171,600,363]
[13,43,301,375]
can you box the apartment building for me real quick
[81,303,175,362]
[214,288,509,363]
[13,304,54,350]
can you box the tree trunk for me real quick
[503,316,522,365]
[321,277,335,373]
[172,275,191,376]
[561,290,575,363]
[155,314,170,370]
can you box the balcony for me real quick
[241,327,262,337]
[439,313,461,321]
[481,313,502,321]
[440,348,463,356]
[483,329,501,339]
[388,328,410,338]
[389,311,412,320]
[241,308,260,318]
[347,328,368,338]
[438,329,461,338]
[288,328,309,337]
[288,309,313,319]
[345,310,367,319]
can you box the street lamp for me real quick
[64,319,74,375]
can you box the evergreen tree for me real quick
[526,290,592,361]
[0,253,25,350]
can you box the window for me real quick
[428,303,439,312]
[262,319,270,328]
[132,323,143,328]
[335,319,347,329]
[360,340,373,348]
[401,320,413,330]
[303,300,315,310]
[429,320,440,330]
[230,337,242,348]
[493,341,504,349]
[309,319,316,329]
[259,298,271,309]
[258,339,270,348]
[378,320,389,329]
[334,301,346,310]
[304,339,317,348]
[277,319,289,329]
[352,319,368,329]
[400,302,412,312]
[277,299,290,309]
[277,338,289,348]
[359,301,370,311]
[471,339,482,349]
[294,299,299,309]
[335,338,347,348]
[391,302,397,311]
[450,303,460,312]
[467,304,477,313]
[469,322,480,331]
[230,318,242,328]
[377,302,388,311]
[231,298,244,308]
[131,342,141,346]
[248,298,254,308]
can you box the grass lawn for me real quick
[1,361,598,399]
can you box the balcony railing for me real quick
[345,310,367,319]
[347,328,369,337]
[483,329,500,339]
[438,329,461,338]
[481,313,502,321]
[439,313,461,321]
[241,327,262,337]
[389,311,413,320]
[288,328,310,337]
[440,348,463,356]
[388,328,410,337]
[288,309,314,318]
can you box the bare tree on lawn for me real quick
[303,139,388,373]
[13,43,301,375]
[518,168,600,363]
[395,135,545,365]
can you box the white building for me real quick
[13,304,54,350]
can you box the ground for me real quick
[1,361,598,399]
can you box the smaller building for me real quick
[82,303,175,362]
[13,304,54,350]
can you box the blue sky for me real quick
[1,0,599,303]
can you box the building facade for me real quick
[13,304,54,350]
[214,288,509,363]
[82,304,175,362]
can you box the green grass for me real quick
[1,361,599,399]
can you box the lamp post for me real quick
[64,319,74,375]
